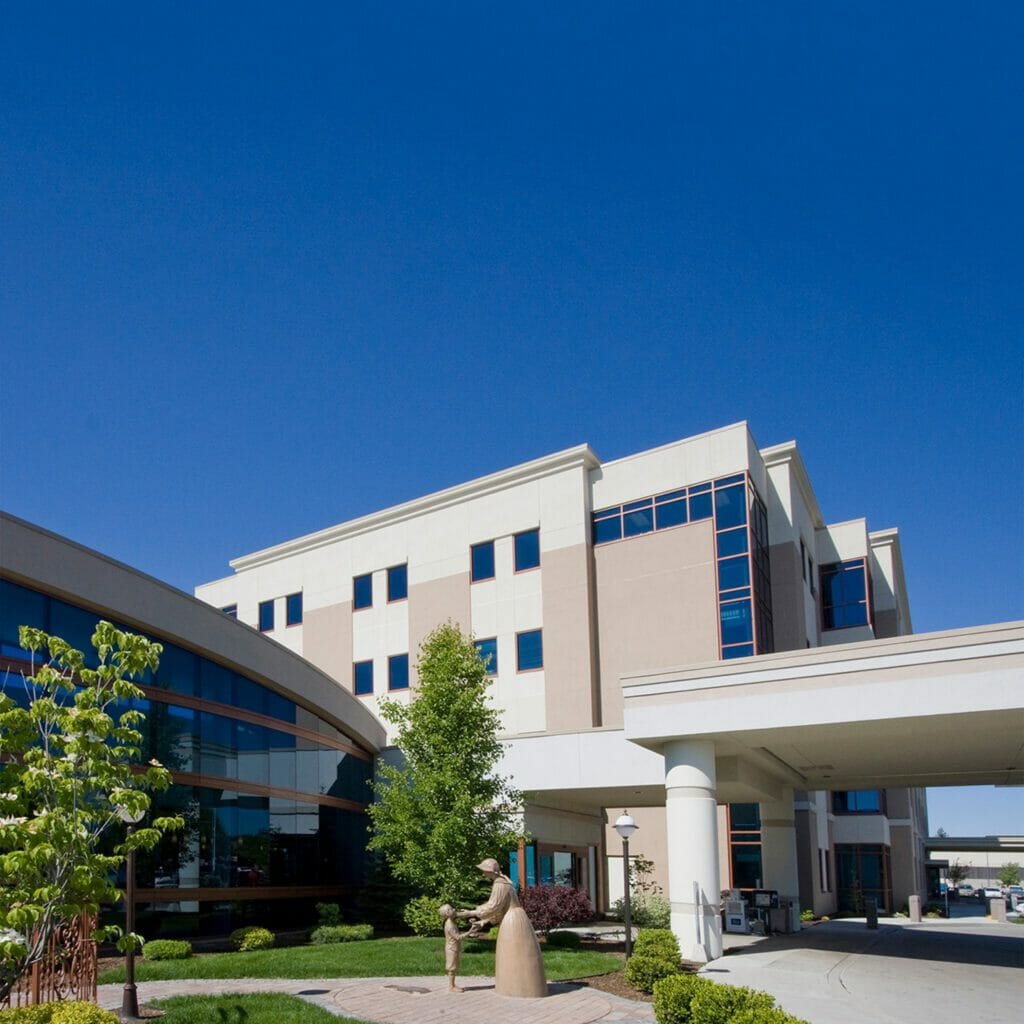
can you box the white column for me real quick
[664,738,722,962]
[760,788,801,928]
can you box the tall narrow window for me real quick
[471,541,495,582]
[353,573,373,610]
[353,660,374,696]
[514,529,540,571]
[387,564,408,602]
[516,629,543,671]
[286,592,303,626]
[388,653,409,691]
[475,637,498,676]
[258,600,274,633]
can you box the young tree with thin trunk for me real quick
[367,623,523,907]
[0,622,182,1003]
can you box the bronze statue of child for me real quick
[438,903,473,992]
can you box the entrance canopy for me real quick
[622,620,1023,795]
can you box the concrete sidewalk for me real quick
[96,976,656,1024]
[704,917,1023,1024]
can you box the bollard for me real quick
[989,897,1007,923]
[865,897,878,929]
[908,895,922,922]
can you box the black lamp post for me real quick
[614,811,638,959]
[117,805,145,1020]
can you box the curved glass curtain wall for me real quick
[0,578,371,935]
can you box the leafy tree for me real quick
[367,623,523,905]
[997,862,1020,887]
[0,622,183,1003]
[945,859,969,888]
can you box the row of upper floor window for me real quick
[350,628,543,697]
[245,529,544,627]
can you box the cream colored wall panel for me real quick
[591,423,753,509]
[831,815,891,846]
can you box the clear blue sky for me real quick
[1,3,1021,835]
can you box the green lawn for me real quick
[151,993,363,1024]
[98,936,619,984]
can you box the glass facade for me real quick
[832,790,885,814]
[0,577,372,936]
[836,844,891,913]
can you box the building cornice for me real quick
[759,440,824,528]
[228,444,600,571]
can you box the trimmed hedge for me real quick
[310,924,375,944]
[730,1009,811,1024]
[653,974,715,1024]
[142,938,193,960]
[229,926,275,951]
[625,953,682,994]
[690,983,776,1024]
[634,928,680,961]
[545,930,582,949]
[0,1003,118,1024]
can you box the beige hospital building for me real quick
[194,421,926,932]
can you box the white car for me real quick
[977,886,1004,903]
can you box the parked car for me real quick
[977,886,1004,903]
[956,884,974,897]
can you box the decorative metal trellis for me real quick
[1,914,98,1008]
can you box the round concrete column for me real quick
[664,738,722,962]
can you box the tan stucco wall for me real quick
[594,521,719,728]
[408,572,472,686]
[541,542,599,732]
[303,600,353,689]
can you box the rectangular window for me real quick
[622,497,654,538]
[516,629,543,672]
[258,600,274,633]
[285,592,303,626]
[388,653,409,691]
[592,508,622,545]
[471,540,495,582]
[800,539,807,581]
[514,528,540,571]
[353,660,374,696]
[820,559,870,629]
[475,637,498,676]
[353,573,373,610]
[387,564,408,602]
[221,605,238,619]
[832,790,885,814]
[728,803,762,890]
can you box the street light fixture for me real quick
[117,804,146,1021]
[613,811,638,959]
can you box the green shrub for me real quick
[310,924,375,944]
[50,1005,119,1024]
[545,930,582,949]
[0,1004,118,1024]
[316,902,342,927]
[690,983,775,1024]
[143,938,193,960]
[800,908,815,922]
[730,1008,810,1024]
[0,1004,54,1024]
[653,974,714,1024]
[402,894,445,936]
[634,928,681,961]
[624,954,681,994]
[229,925,275,951]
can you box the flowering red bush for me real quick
[519,885,594,933]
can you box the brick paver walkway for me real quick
[96,976,656,1024]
